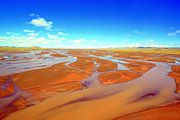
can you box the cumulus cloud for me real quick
[0,37,5,42]
[48,34,58,39]
[67,38,100,48]
[128,43,141,47]
[23,29,34,33]
[6,32,13,34]
[30,17,53,30]
[0,33,50,47]
[5,32,20,36]
[32,37,47,44]
[71,38,85,44]
[148,39,155,42]
[48,34,65,41]
[58,32,69,36]
[23,29,40,37]
[146,39,155,44]
[146,44,169,47]
[124,38,167,48]
[127,43,167,48]
[27,32,39,37]
[167,30,180,36]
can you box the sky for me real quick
[0,0,180,48]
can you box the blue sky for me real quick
[0,0,180,48]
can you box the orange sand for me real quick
[94,58,117,72]
[115,102,180,120]
[0,97,27,120]
[50,53,66,57]
[70,57,94,73]
[8,63,87,89]
[0,77,14,97]
[114,52,177,63]
[124,60,155,73]
[25,82,83,101]
[169,65,180,93]
[0,60,87,119]
[99,70,141,85]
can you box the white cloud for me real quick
[147,39,155,42]
[6,32,13,34]
[23,29,39,37]
[23,29,34,33]
[146,44,169,48]
[168,33,176,36]
[48,34,65,41]
[128,43,141,47]
[167,30,180,36]
[48,34,57,39]
[124,39,168,48]
[58,32,69,36]
[0,37,5,42]
[71,38,85,44]
[0,33,50,46]
[73,40,81,43]
[29,13,39,17]
[33,37,48,44]
[30,17,53,30]
[5,32,20,36]
[27,32,39,37]
[66,38,100,48]
[126,41,169,48]
[22,36,49,46]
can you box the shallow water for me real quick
[95,55,128,64]
[0,50,77,76]
[175,58,180,65]
[81,60,101,87]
